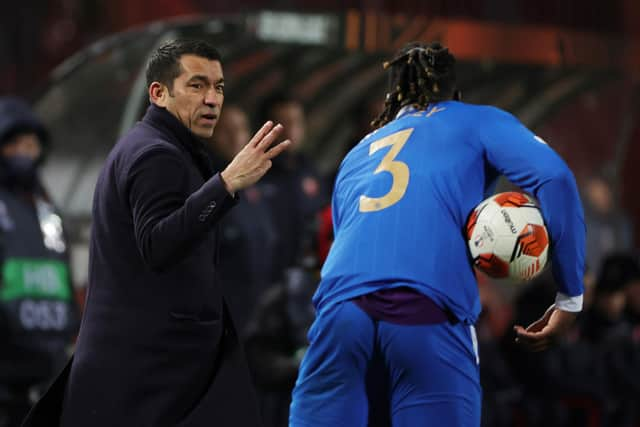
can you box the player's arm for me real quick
[126,144,236,271]
[476,107,585,350]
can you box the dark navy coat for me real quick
[23,104,261,427]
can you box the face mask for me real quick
[1,155,38,188]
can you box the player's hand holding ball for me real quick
[466,192,578,352]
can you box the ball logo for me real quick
[482,225,495,242]
[500,210,518,234]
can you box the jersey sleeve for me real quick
[475,106,585,306]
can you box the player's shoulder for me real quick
[454,103,526,139]
[451,101,518,122]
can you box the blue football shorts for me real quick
[289,300,481,427]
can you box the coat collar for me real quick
[142,104,215,179]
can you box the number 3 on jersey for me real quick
[359,128,413,212]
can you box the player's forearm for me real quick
[536,171,586,302]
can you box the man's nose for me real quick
[204,89,220,107]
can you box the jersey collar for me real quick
[395,105,419,120]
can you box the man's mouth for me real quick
[201,113,217,121]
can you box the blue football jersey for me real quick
[314,101,585,323]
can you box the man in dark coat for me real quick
[22,39,290,427]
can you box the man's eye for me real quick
[190,83,203,89]
[216,85,225,93]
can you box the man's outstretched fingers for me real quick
[265,139,291,159]
[249,121,274,147]
[256,124,284,150]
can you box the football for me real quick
[466,192,549,281]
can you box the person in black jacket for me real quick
[0,97,78,427]
[22,39,290,427]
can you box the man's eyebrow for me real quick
[187,75,225,85]
[187,75,212,84]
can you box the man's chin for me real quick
[192,125,215,139]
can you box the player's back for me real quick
[316,101,494,321]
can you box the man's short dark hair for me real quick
[145,39,221,90]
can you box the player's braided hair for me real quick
[371,42,459,129]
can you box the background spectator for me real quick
[582,174,634,277]
[0,97,78,427]
[257,93,328,283]
[205,104,278,334]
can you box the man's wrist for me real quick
[554,292,583,312]
[219,171,235,195]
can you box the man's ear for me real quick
[149,82,169,107]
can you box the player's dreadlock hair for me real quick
[371,41,460,129]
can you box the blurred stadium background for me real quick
[2,1,640,426]
[2,0,638,285]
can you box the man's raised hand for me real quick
[220,121,291,194]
